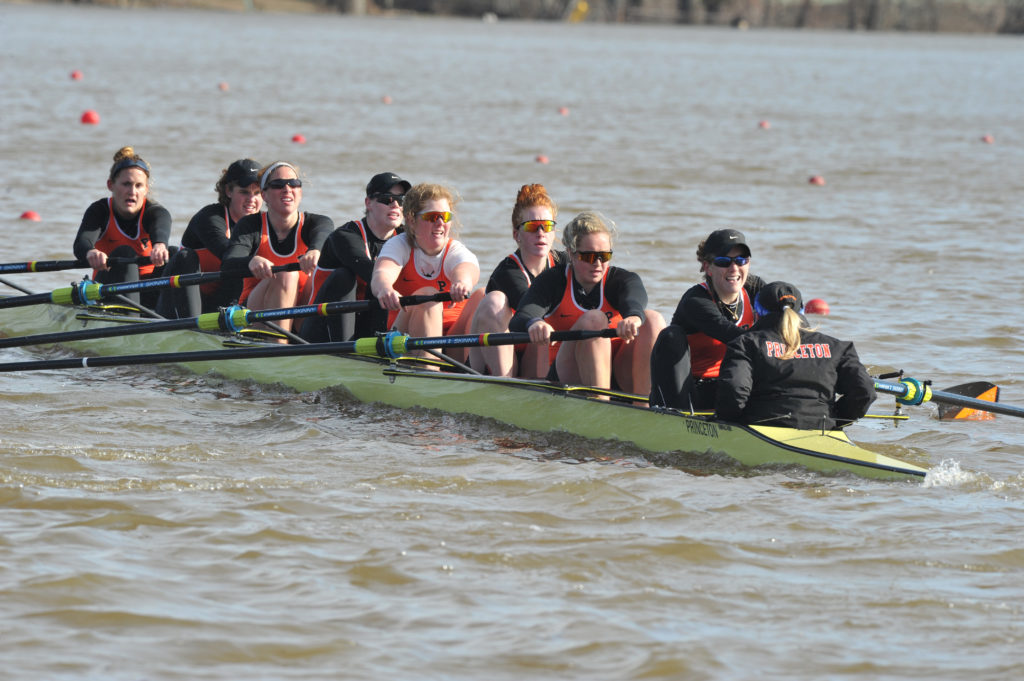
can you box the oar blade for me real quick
[937,381,999,421]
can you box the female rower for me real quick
[219,162,334,338]
[468,183,569,378]
[509,211,665,397]
[650,228,766,411]
[299,172,411,343]
[370,182,483,363]
[156,159,262,318]
[72,146,172,310]
[716,281,875,429]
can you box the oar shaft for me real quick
[875,379,1024,419]
[403,328,618,351]
[0,255,146,274]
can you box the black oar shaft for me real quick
[0,255,146,274]
[875,379,1024,419]
[0,328,619,374]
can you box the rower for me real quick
[299,172,411,342]
[715,281,875,429]
[72,146,173,310]
[219,162,335,340]
[468,183,569,378]
[370,182,483,364]
[650,228,766,411]
[509,211,665,398]
[156,159,262,318]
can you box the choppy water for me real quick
[1,4,1023,679]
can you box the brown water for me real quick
[2,4,1023,680]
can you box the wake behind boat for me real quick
[0,298,930,481]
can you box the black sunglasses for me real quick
[373,193,405,206]
[265,178,302,190]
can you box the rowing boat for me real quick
[0,300,930,481]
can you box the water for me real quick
[1,4,1023,679]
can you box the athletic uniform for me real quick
[485,249,569,310]
[715,313,875,429]
[180,203,235,295]
[651,275,766,410]
[509,264,649,378]
[219,211,334,305]
[73,197,173,308]
[299,219,400,342]
[377,236,478,333]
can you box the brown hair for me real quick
[561,211,616,254]
[511,184,557,230]
[402,183,460,250]
[108,146,151,183]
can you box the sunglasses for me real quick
[518,219,556,233]
[373,193,404,206]
[418,211,452,223]
[576,250,613,264]
[265,178,302,190]
[711,255,750,268]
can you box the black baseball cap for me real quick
[366,172,411,197]
[224,159,261,187]
[755,281,804,316]
[703,229,750,258]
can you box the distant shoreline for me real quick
[9,0,1024,33]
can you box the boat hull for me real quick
[0,302,929,481]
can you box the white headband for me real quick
[260,162,297,190]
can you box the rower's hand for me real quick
[449,280,472,303]
[377,286,402,311]
[150,243,170,267]
[617,315,642,343]
[86,248,108,271]
[298,249,320,276]
[248,255,275,279]
[527,320,553,344]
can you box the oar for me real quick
[874,376,1024,419]
[935,381,999,420]
[0,292,452,349]
[0,255,149,274]
[0,328,618,373]
[0,263,300,310]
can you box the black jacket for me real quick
[715,314,875,430]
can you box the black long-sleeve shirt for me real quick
[509,265,648,332]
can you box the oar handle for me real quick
[875,378,1024,419]
[0,255,147,274]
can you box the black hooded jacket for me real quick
[714,313,876,430]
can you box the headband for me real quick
[111,158,150,177]
[260,162,297,190]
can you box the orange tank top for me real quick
[388,240,465,333]
[193,206,230,296]
[93,198,154,277]
[305,219,370,305]
[542,265,623,363]
[687,283,755,379]
[240,212,308,304]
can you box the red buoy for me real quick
[808,175,825,186]
[981,134,994,144]
[291,134,306,144]
[70,70,83,81]
[535,155,549,164]
[20,210,41,221]
[805,298,830,315]
[381,95,393,105]
[558,107,569,116]
[81,110,100,125]
[758,120,770,129]
[218,81,230,92]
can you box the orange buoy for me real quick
[805,298,829,315]
[81,110,100,125]
[758,120,770,129]
[70,70,83,81]
[20,210,41,221]
[218,81,230,91]
[535,155,549,164]
[558,107,569,116]
[808,175,825,186]
[291,134,306,144]
[981,134,994,144]
[381,95,393,105]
